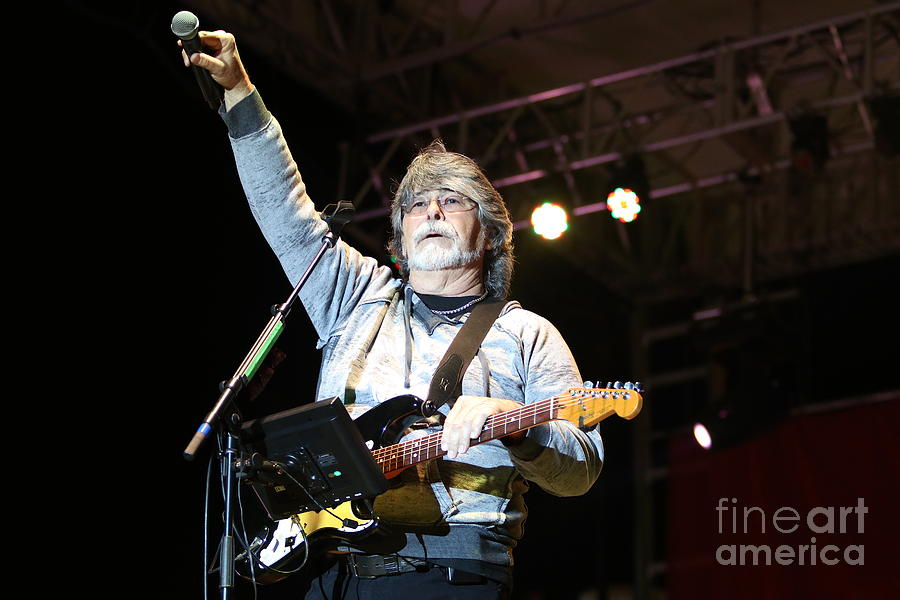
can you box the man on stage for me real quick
[183,30,604,599]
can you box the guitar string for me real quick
[374,394,571,471]
[371,391,633,472]
[371,394,567,463]
[371,393,587,463]
[371,391,629,467]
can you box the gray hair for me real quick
[387,140,514,299]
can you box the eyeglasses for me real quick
[404,195,476,216]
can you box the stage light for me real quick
[607,187,642,223]
[691,299,799,451]
[692,408,740,450]
[606,155,649,223]
[531,202,569,240]
[694,398,793,451]
[693,423,712,450]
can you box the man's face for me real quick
[401,189,486,272]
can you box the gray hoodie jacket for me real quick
[222,91,604,576]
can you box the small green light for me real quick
[333,470,342,477]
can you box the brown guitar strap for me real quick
[426,299,506,412]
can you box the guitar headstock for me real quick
[554,381,644,428]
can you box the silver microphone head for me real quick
[171,10,200,40]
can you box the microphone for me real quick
[170,10,224,110]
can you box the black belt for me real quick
[345,554,430,578]
[344,554,486,584]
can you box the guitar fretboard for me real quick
[368,390,631,474]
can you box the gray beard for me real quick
[407,242,481,271]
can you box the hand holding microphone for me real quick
[171,11,254,110]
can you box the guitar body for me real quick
[235,395,427,583]
[236,499,386,583]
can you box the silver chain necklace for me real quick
[430,291,489,315]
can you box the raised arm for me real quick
[181,31,395,343]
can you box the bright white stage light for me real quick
[607,187,642,223]
[693,423,712,450]
[531,202,569,240]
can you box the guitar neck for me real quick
[371,397,554,475]
[370,390,632,475]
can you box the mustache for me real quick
[412,221,458,244]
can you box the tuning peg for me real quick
[613,381,623,389]
[624,382,634,390]
[634,381,644,392]
[583,381,594,388]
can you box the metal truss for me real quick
[337,3,900,300]
[183,0,646,122]
[352,2,899,211]
[184,0,899,298]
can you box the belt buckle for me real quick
[347,554,400,579]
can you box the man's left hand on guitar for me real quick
[441,395,526,458]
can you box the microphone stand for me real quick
[183,202,354,599]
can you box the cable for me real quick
[234,453,315,578]
[241,516,311,578]
[207,432,263,596]
[279,466,361,529]
[248,469,314,575]
[234,467,258,600]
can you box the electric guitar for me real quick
[235,383,643,583]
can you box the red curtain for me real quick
[666,399,900,598]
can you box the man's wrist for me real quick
[224,80,255,112]
[221,87,271,138]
